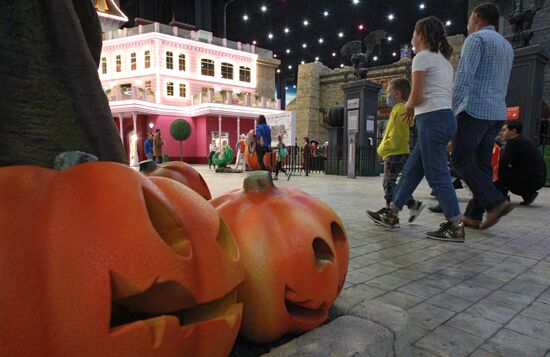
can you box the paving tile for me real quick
[351,262,399,278]
[348,254,377,270]
[415,325,485,357]
[354,283,388,300]
[466,299,520,324]
[483,329,550,357]
[506,315,550,343]
[521,301,550,323]
[444,312,502,339]
[465,273,508,290]
[411,346,440,357]
[407,303,455,330]
[390,268,428,281]
[469,349,504,357]
[501,278,548,298]
[486,290,535,309]
[426,293,475,312]
[366,274,411,291]
[538,289,550,305]
[514,271,550,286]
[398,280,444,299]
[446,283,493,302]
[409,324,431,344]
[345,269,376,285]
[373,291,423,310]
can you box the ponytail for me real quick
[439,36,453,60]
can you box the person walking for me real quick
[153,129,164,163]
[255,115,272,171]
[274,135,291,180]
[451,2,515,230]
[208,139,217,169]
[367,78,425,225]
[144,134,153,160]
[367,16,464,242]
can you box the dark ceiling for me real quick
[120,0,469,85]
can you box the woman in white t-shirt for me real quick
[367,16,463,242]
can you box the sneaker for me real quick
[479,201,514,230]
[462,216,481,229]
[521,192,538,206]
[426,221,465,242]
[428,204,443,213]
[408,200,426,223]
[366,208,400,228]
[453,179,464,190]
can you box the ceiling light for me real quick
[302,43,307,48]
[323,11,329,16]
[373,56,378,61]
[273,53,277,58]
[387,36,393,41]
[392,52,397,57]
[286,48,291,53]
[315,56,319,61]
[338,32,344,38]
[293,85,297,88]
[285,86,289,90]
[243,14,249,21]
[284,27,290,33]
[277,69,281,73]
[388,14,395,21]
[261,5,267,12]
[288,65,292,69]
[252,40,257,45]
[319,38,324,43]
[301,60,305,64]
[353,0,359,4]
[340,63,344,67]
[303,20,309,26]
[268,33,273,39]
[419,3,425,9]
[358,24,364,30]
[332,52,336,57]
[446,20,452,26]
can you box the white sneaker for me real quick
[408,200,426,223]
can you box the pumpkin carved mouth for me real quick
[110,278,240,346]
[284,286,328,321]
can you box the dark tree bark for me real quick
[0,0,128,168]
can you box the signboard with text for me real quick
[266,112,296,147]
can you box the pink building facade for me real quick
[97,8,283,164]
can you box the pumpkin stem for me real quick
[243,171,276,193]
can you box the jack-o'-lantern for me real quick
[210,172,349,343]
[141,160,212,200]
[244,145,277,171]
[0,162,242,356]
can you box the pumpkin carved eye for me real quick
[143,187,191,258]
[312,238,334,270]
[216,218,238,261]
[330,222,346,243]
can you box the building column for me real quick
[218,115,222,152]
[130,112,139,167]
[237,117,240,138]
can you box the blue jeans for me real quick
[451,112,505,220]
[393,109,461,221]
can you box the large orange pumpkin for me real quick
[0,162,242,356]
[210,172,349,343]
[244,145,277,171]
[141,160,212,200]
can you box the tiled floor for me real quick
[198,166,550,357]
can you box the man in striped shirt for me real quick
[451,2,515,230]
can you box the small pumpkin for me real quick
[244,145,277,171]
[210,172,349,343]
[0,162,242,356]
[141,160,212,200]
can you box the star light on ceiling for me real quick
[446,20,452,26]
[303,19,309,26]
[284,27,290,33]
[286,48,291,53]
[373,56,378,61]
[315,56,319,61]
[358,24,364,30]
[288,65,292,69]
[338,32,344,38]
[387,36,393,41]
[388,14,395,21]
[302,43,307,48]
[268,33,273,39]
[261,5,267,12]
[318,38,324,43]
[419,3,425,9]
[353,0,359,4]
[323,11,329,16]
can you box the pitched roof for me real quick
[95,0,127,22]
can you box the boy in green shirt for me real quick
[367,78,425,227]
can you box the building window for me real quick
[166,51,174,70]
[101,57,107,74]
[116,55,122,72]
[201,59,215,76]
[130,53,136,70]
[179,84,186,97]
[167,82,174,96]
[179,54,186,71]
[221,62,233,79]
[144,50,151,68]
[239,66,251,82]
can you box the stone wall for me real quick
[256,57,280,100]
[294,36,464,143]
